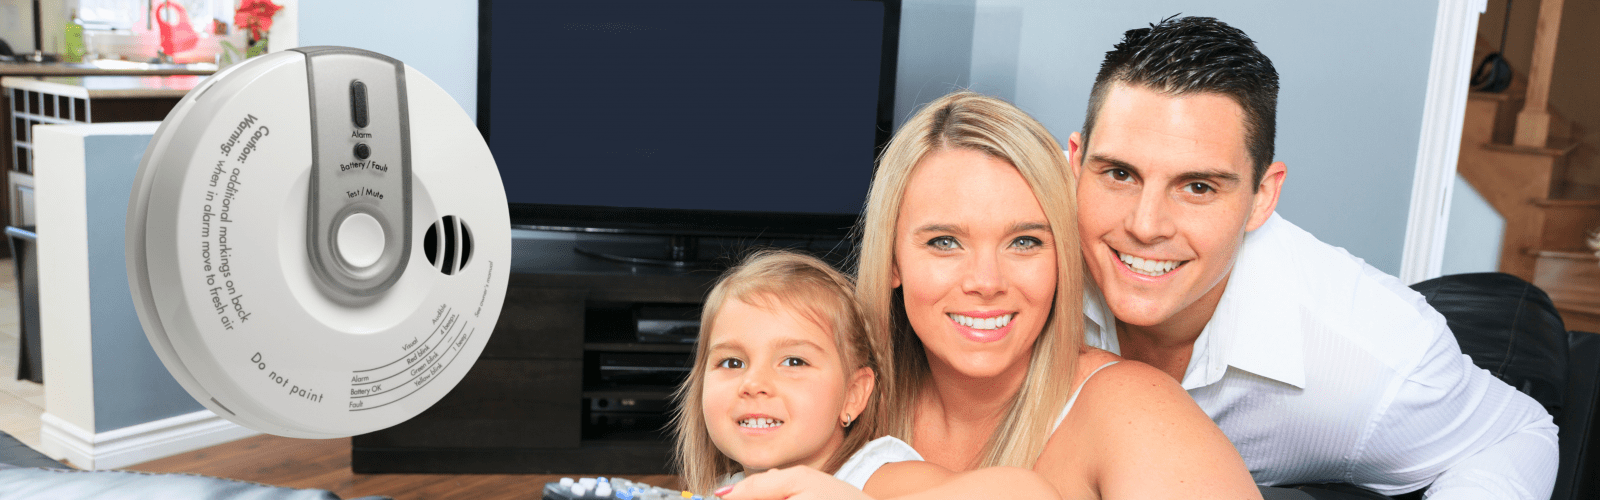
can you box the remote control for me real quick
[541,477,704,500]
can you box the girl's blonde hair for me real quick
[672,250,881,494]
[853,90,1083,468]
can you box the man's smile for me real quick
[1114,249,1188,277]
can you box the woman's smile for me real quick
[946,311,1016,342]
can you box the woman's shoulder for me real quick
[1075,347,1122,372]
[1068,347,1124,388]
[1074,355,1193,413]
[1040,355,1251,496]
[1058,350,1209,435]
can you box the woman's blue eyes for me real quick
[926,236,1044,251]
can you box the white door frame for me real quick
[1400,0,1487,284]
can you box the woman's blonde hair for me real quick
[672,250,882,494]
[853,90,1083,468]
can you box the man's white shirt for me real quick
[1083,213,1558,500]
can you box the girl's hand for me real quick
[716,466,872,500]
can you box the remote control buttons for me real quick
[350,80,369,128]
[336,212,385,268]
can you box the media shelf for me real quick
[584,343,693,354]
[351,235,720,474]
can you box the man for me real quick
[1069,16,1558,499]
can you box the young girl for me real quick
[672,250,1059,499]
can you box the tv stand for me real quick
[574,234,703,268]
[350,233,723,474]
[352,230,853,474]
[568,232,853,270]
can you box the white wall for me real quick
[0,0,33,53]
[895,0,1443,276]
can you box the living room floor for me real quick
[0,257,46,454]
[126,434,681,499]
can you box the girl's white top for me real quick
[832,435,924,489]
[720,435,923,492]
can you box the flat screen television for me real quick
[478,0,900,261]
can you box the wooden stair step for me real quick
[1465,92,1521,145]
[1532,202,1600,251]
[1480,139,1579,157]
[1556,304,1600,334]
[1469,91,1517,103]
[1532,250,1600,333]
[1535,249,1600,259]
[1532,198,1600,208]
[1558,302,1600,317]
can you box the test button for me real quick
[336,212,385,268]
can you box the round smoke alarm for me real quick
[126,47,510,438]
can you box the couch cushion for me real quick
[1555,331,1600,500]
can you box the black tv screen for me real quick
[480,0,899,237]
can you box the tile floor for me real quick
[0,257,46,453]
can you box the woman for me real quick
[721,91,1259,499]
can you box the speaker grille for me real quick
[422,216,473,275]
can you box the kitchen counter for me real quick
[0,60,215,77]
[4,74,200,232]
[2,75,204,100]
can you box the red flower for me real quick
[235,0,284,42]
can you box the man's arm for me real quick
[1355,328,1558,500]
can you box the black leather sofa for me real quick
[1410,272,1600,500]
[1286,273,1600,500]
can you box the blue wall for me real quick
[295,0,1444,275]
[1441,175,1505,275]
[894,0,977,129]
[893,0,1441,275]
[298,1,479,122]
[87,133,203,432]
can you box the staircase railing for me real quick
[1513,0,1564,147]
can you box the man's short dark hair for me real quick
[1082,15,1279,188]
